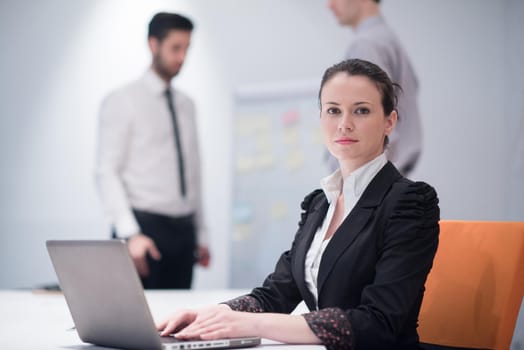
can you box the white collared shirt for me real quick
[304,153,387,307]
[95,68,206,244]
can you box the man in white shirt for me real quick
[96,12,209,289]
[327,0,422,175]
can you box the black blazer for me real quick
[248,162,440,349]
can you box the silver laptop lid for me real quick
[47,240,261,350]
[47,240,163,350]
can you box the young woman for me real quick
[157,59,440,350]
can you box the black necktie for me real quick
[165,88,186,197]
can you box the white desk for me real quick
[0,290,325,350]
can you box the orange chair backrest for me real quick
[418,220,524,349]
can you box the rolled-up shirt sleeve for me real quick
[225,297,352,349]
[223,295,264,313]
[303,308,352,350]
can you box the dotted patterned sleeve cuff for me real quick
[303,307,353,350]
[222,295,264,313]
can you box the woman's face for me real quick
[320,72,396,169]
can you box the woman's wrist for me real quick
[252,313,320,344]
[217,303,232,311]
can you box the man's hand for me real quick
[127,233,162,277]
[196,245,211,267]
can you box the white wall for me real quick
[0,0,522,289]
[389,0,509,220]
[504,0,524,220]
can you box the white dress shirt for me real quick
[95,68,206,244]
[304,153,387,307]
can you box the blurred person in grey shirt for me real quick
[327,0,422,175]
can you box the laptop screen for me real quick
[46,240,260,350]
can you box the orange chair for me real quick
[418,220,524,349]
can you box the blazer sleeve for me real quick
[304,181,439,349]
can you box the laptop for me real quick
[46,240,260,350]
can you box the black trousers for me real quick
[113,209,196,289]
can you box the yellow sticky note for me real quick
[286,150,305,170]
[270,201,288,220]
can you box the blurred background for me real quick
[1,0,523,289]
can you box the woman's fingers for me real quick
[159,306,248,340]
[160,319,185,336]
[199,329,229,340]
[156,319,167,331]
[176,310,247,340]
[175,312,222,337]
[156,310,196,336]
[176,321,227,339]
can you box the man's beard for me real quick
[153,54,180,81]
